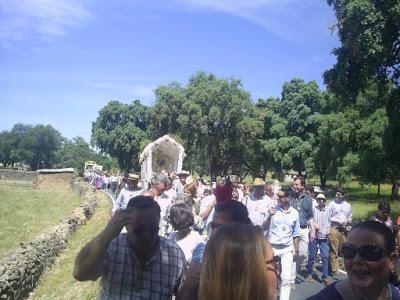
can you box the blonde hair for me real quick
[184,182,197,198]
[199,223,272,300]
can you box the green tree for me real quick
[91,100,149,172]
[28,124,62,170]
[356,108,388,194]
[146,71,261,180]
[148,82,187,139]
[325,0,400,198]
[0,131,13,167]
[257,79,322,180]
[0,124,62,170]
[181,72,257,180]
[55,137,96,174]
[325,0,399,103]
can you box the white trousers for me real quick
[272,244,294,300]
[291,227,309,283]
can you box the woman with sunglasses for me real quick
[309,220,400,299]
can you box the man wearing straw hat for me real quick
[174,170,190,196]
[112,173,143,215]
[244,177,275,226]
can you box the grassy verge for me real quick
[30,191,111,300]
[0,181,82,258]
[306,181,398,222]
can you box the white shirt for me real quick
[112,187,143,213]
[164,188,177,199]
[327,199,352,227]
[174,181,185,196]
[155,193,172,219]
[168,231,204,264]
[245,193,275,226]
[268,205,300,247]
[233,188,244,203]
[199,195,215,215]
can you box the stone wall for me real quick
[0,179,98,300]
[0,170,38,184]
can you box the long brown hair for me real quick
[199,223,272,300]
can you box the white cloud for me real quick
[89,80,156,103]
[173,0,336,45]
[0,0,91,45]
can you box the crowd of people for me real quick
[75,170,400,300]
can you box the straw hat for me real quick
[185,175,194,185]
[314,186,323,193]
[127,173,140,181]
[253,178,265,186]
[176,170,190,176]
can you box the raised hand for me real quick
[103,209,136,240]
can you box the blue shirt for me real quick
[267,205,300,247]
[290,192,314,226]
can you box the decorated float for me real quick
[139,135,185,187]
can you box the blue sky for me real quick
[0,0,339,142]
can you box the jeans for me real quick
[272,244,294,300]
[307,238,329,279]
[111,182,117,193]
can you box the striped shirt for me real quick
[313,205,330,239]
[99,234,186,300]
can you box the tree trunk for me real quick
[277,170,285,182]
[210,159,217,182]
[377,183,380,197]
[390,182,399,200]
[320,172,327,190]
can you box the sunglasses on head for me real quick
[131,225,159,235]
[341,243,387,261]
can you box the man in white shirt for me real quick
[327,188,352,278]
[151,173,172,236]
[112,174,143,215]
[110,173,118,194]
[174,170,190,196]
[264,189,300,300]
[264,182,278,207]
[228,175,244,203]
[164,177,177,199]
[244,178,275,226]
[199,183,216,233]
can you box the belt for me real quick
[332,226,346,232]
[300,225,308,229]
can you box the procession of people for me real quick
[76,170,400,300]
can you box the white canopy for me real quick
[139,135,185,184]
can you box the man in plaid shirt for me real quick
[306,193,333,285]
[73,196,186,299]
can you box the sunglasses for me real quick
[341,243,387,261]
[131,225,159,235]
